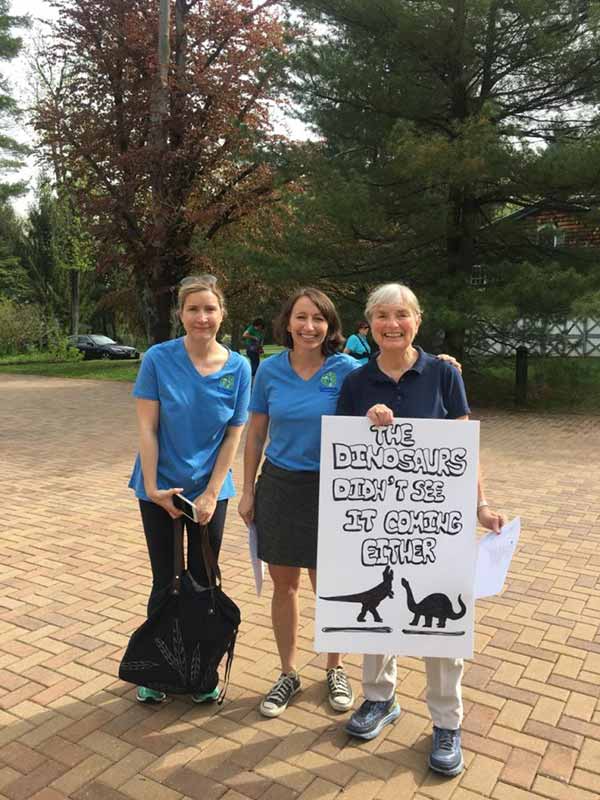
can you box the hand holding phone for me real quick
[172,493,198,523]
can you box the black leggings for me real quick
[138,499,228,616]
[246,348,260,377]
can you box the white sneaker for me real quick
[326,666,354,712]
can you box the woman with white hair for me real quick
[336,282,505,777]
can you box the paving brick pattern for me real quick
[1,373,599,800]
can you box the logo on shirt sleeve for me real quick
[320,370,338,392]
[219,374,235,392]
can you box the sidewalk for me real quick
[1,373,599,800]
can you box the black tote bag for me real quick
[119,517,240,699]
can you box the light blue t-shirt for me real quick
[249,351,360,471]
[345,333,371,366]
[129,338,251,501]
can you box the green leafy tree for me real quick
[280,0,600,356]
[34,0,287,344]
[0,0,29,201]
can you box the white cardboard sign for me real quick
[315,416,479,658]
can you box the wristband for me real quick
[477,501,489,511]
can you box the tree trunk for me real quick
[69,269,80,335]
[136,251,175,344]
[231,318,243,352]
[442,0,473,362]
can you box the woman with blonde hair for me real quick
[129,275,251,704]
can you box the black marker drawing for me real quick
[402,630,465,636]
[320,566,394,622]
[401,577,466,629]
[322,627,392,634]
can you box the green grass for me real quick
[261,344,284,357]
[1,349,598,413]
[0,358,141,381]
[466,356,600,413]
[0,346,283,381]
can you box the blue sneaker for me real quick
[344,698,400,740]
[429,727,464,776]
[136,686,166,704]
[192,687,220,704]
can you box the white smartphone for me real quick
[172,493,198,523]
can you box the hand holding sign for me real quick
[315,416,480,658]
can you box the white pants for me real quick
[363,654,463,730]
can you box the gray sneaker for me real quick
[345,698,400,739]
[259,672,301,718]
[429,726,464,776]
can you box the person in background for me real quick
[129,275,251,704]
[336,282,505,777]
[344,320,371,365]
[238,288,359,718]
[242,317,266,379]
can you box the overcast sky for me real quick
[3,1,57,213]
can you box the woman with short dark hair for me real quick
[242,317,266,378]
[344,320,371,365]
[238,287,357,718]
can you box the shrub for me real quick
[0,299,46,355]
[0,299,82,361]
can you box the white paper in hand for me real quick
[247,522,265,596]
[474,517,521,599]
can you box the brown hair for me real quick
[177,274,227,318]
[273,287,344,355]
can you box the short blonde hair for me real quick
[365,283,422,322]
[177,274,227,317]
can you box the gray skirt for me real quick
[254,460,319,569]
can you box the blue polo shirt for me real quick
[250,350,360,471]
[129,338,251,501]
[336,347,470,420]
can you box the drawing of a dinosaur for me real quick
[401,577,466,628]
[320,567,394,623]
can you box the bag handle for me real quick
[172,517,185,594]
[171,516,222,593]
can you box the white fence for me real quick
[467,318,600,357]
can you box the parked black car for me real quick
[68,334,140,360]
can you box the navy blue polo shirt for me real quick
[336,347,470,420]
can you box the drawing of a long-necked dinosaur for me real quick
[320,567,394,622]
[401,577,466,628]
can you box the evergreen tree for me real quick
[282,0,600,356]
[0,0,29,201]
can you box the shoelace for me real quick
[266,674,296,705]
[327,668,350,697]
[436,729,456,751]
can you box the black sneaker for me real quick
[345,698,400,739]
[326,667,354,712]
[429,726,464,776]
[259,672,301,718]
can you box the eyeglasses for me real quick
[180,274,217,288]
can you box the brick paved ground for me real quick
[1,373,600,800]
